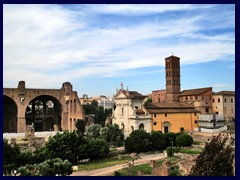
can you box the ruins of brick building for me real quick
[3,81,85,133]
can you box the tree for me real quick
[148,131,166,151]
[3,139,21,175]
[87,138,109,160]
[17,158,73,176]
[91,100,99,109]
[175,133,193,147]
[85,124,102,139]
[3,139,20,166]
[75,119,86,136]
[94,106,106,125]
[125,130,150,153]
[100,124,124,147]
[190,133,235,176]
[45,131,88,164]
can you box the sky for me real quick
[3,4,235,98]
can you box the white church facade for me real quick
[112,84,152,138]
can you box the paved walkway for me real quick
[71,153,165,176]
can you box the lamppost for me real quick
[13,170,17,176]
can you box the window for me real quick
[215,112,219,114]
[195,96,198,100]
[194,113,197,116]
[154,122,157,125]
[231,98,233,103]
[135,106,138,109]
[190,96,193,100]
[224,98,227,103]
[185,97,188,100]
[218,98,220,103]
[122,107,124,115]
[165,113,167,117]
[194,120,198,124]
[212,99,215,103]
[205,108,209,113]
[154,114,156,118]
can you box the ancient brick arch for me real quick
[3,81,85,133]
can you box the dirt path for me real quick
[71,153,165,176]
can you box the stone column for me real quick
[17,116,26,132]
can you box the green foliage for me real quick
[45,131,88,164]
[16,151,34,167]
[113,171,122,176]
[17,158,73,176]
[125,130,150,153]
[148,131,166,151]
[174,147,181,153]
[176,134,193,147]
[86,124,102,139]
[3,139,20,166]
[164,132,176,146]
[94,106,106,125]
[146,98,152,103]
[179,149,201,154]
[100,124,124,147]
[82,103,97,114]
[75,119,86,136]
[87,138,109,160]
[167,147,174,157]
[190,133,235,176]
[91,100,99,109]
[169,165,180,176]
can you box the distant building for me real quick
[179,87,213,114]
[112,83,152,137]
[212,91,235,121]
[198,114,227,133]
[152,90,166,103]
[80,94,115,110]
[145,101,200,133]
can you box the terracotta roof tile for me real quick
[180,87,212,96]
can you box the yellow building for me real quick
[145,102,200,133]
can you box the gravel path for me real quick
[71,153,165,176]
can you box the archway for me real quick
[162,121,171,133]
[25,95,62,132]
[139,123,144,131]
[3,95,18,132]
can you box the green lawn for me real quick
[77,156,132,171]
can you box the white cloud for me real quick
[3,4,235,91]
[213,84,231,88]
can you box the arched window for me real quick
[139,124,144,131]
[131,126,134,132]
[121,123,125,130]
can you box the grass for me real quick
[77,156,132,171]
[193,140,202,145]
[179,149,201,154]
[118,163,153,176]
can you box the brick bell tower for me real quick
[165,55,181,102]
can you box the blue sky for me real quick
[3,4,235,98]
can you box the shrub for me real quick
[174,147,181,153]
[113,171,121,176]
[176,134,193,147]
[167,147,174,157]
[125,130,150,153]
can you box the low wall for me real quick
[3,131,60,139]
[200,126,227,133]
